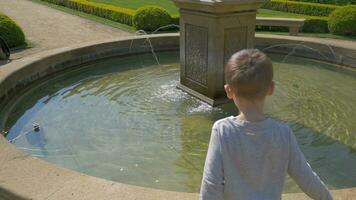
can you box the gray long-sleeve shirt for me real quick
[200,116,332,200]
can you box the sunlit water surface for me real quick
[3,52,356,193]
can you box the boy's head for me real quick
[225,49,274,101]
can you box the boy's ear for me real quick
[224,84,234,99]
[267,81,275,96]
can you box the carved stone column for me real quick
[173,0,265,106]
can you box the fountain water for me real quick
[3,51,356,193]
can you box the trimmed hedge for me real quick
[303,16,329,32]
[41,0,134,25]
[133,6,172,31]
[328,6,356,36]
[0,13,25,48]
[262,0,340,16]
[292,0,356,6]
[39,0,331,34]
[171,14,179,26]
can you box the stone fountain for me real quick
[173,0,265,106]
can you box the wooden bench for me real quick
[256,17,305,36]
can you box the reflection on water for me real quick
[2,52,356,193]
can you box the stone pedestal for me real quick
[173,0,265,106]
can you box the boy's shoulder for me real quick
[212,116,235,129]
[212,116,292,134]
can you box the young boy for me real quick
[200,49,332,200]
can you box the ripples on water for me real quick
[2,51,356,193]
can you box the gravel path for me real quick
[0,0,132,62]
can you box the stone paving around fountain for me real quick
[0,0,132,64]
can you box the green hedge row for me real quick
[0,12,26,48]
[302,16,329,32]
[41,0,134,25]
[262,0,340,16]
[292,0,356,6]
[41,0,180,31]
[40,0,330,33]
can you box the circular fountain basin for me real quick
[0,34,356,199]
[2,50,356,193]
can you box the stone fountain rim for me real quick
[0,33,355,200]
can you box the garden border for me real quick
[39,0,331,33]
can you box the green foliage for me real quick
[133,6,172,31]
[292,0,356,6]
[262,0,340,16]
[328,6,356,36]
[0,13,25,48]
[40,0,177,30]
[37,0,337,35]
[171,14,179,26]
[303,16,329,32]
[89,0,179,15]
[41,0,134,25]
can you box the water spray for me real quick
[133,24,180,66]
[262,43,336,64]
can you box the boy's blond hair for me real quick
[225,49,273,100]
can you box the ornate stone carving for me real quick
[224,27,248,63]
[185,24,208,86]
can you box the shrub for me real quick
[302,16,329,32]
[0,13,25,48]
[328,6,356,36]
[262,0,340,16]
[171,14,179,26]
[292,0,356,6]
[133,6,172,31]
